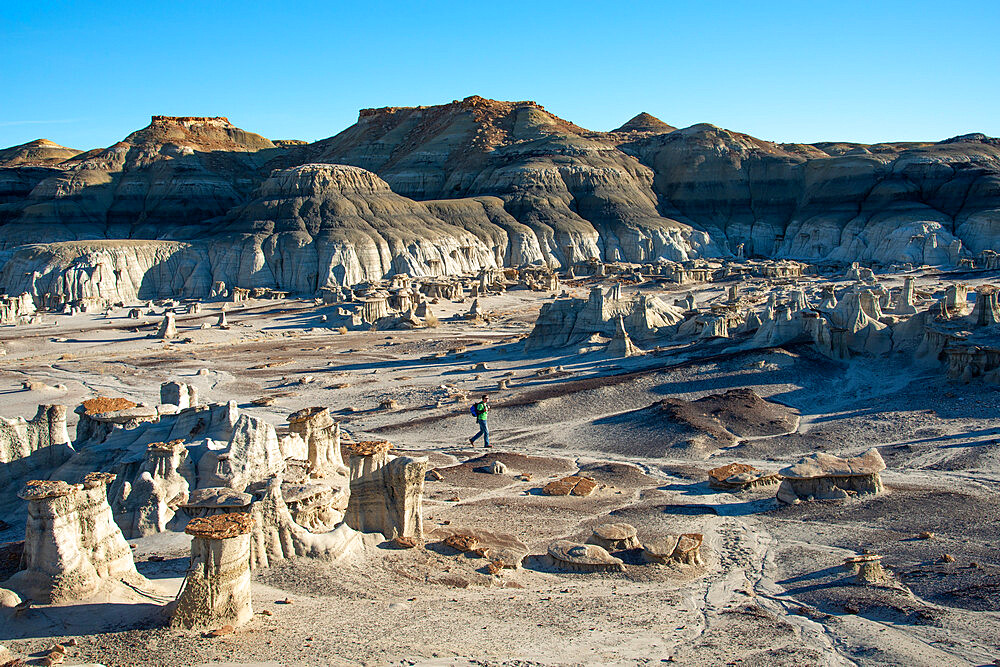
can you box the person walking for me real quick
[469,394,491,448]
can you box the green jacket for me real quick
[474,402,489,422]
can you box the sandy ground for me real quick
[1,274,999,666]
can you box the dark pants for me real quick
[470,419,490,446]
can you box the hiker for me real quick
[469,394,491,448]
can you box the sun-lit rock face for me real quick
[0,139,82,167]
[0,99,999,301]
[212,163,501,290]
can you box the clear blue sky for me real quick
[2,0,998,150]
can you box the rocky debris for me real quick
[6,473,156,603]
[542,475,598,497]
[390,535,418,549]
[642,534,705,566]
[443,533,480,553]
[844,553,890,585]
[777,448,886,503]
[587,523,641,551]
[707,462,782,491]
[172,512,254,630]
[548,540,625,573]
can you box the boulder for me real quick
[587,523,640,551]
[642,533,705,566]
[777,448,886,503]
[542,475,598,497]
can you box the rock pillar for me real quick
[172,513,254,630]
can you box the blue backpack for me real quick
[470,403,479,419]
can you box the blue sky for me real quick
[2,1,998,150]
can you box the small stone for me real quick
[427,469,444,481]
[444,533,480,553]
[939,554,956,563]
[487,560,505,575]
[542,475,598,497]
[391,536,418,549]
[277,598,294,604]
[206,624,235,637]
[261,609,273,616]
[490,460,509,475]
[918,531,935,539]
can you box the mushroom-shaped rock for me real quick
[180,488,253,518]
[548,540,625,572]
[8,474,153,603]
[844,553,890,585]
[343,440,427,540]
[776,448,885,503]
[642,533,704,566]
[172,512,254,630]
[587,523,640,551]
[287,406,344,474]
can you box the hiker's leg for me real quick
[481,420,490,447]
[470,428,482,443]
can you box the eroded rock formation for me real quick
[776,448,886,503]
[172,512,254,630]
[4,98,996,301]
[5,474,153,602]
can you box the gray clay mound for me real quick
[587,389,799,459]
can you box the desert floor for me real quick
[1,275,999,666]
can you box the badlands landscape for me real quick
[0,98,998,666]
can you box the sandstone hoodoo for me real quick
[171,512,254,630]
[6,474,157,603]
